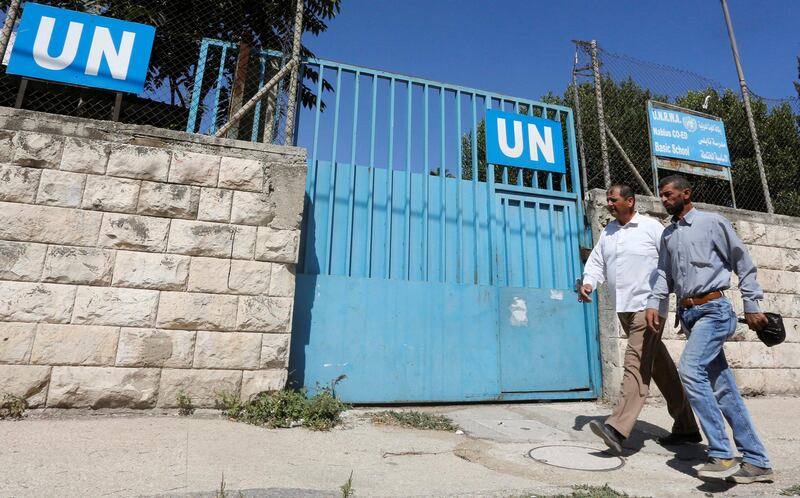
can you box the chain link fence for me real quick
[568,42,800,216]
[0,0,310,145]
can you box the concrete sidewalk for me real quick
[1,397,798,497]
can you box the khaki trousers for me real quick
[605,311,699,438]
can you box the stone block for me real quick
[60,137,109,174]
[157,369,242,408]
[732,369,765,396]
[240,370,286,400]
[115,328,195,368]
[197,188,232,222]
[254,227,299,263]
[0,241,47,281]
[30,324,119,366]
[35,169,86,207]
[0,201,102,245]
[0,282,76,323]
[737,342,774,368]
[267,162,306,230]
[765,224,800,249]
[98,213,170,251]
[762,369,800,395]
[770,342,800,369]
[229,260,271,294]
[0,164,41,202]
[156,292,238,331]
[762,293,800,318]
[236,296,292,332]
[193,331,261,369]
[0,365,51,407]
[137,181,200,219]
[732,220,767,244]
[47,366,159,408]
[0,130,14,162]
[0,322,36,364]
[722,342,743,368]
[168,151,220,186]
[72,286,159,327]
[232,225,257,260]
[268,263,294,297]
[167,220,235,257]
[218,157,263,191]
[785,318,800,343]
[81,175,141,212]
[260,333,289,368]
[187,257,231,293]
[112,251,189,290]
[747,245,784,271]
[41,246,115,285]
[230,191,274,226]
[106,144,170,181]
[784,249,800,272]
[13,132,64,169]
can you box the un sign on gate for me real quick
[6,3,155,94]
[485,109,566,174]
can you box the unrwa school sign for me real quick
[485,109,566,174]
[6,3,155,94]
[647,101,731,168]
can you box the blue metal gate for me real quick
[289,60,601,402]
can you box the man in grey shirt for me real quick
[645,175,772,484]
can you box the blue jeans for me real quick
[678,298,770,468]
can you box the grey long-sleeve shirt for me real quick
[646,208,763,313]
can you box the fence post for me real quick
[283,0,305,145]
[720,0,773,213]
[0,0,21,62]
[571,49,589,197]
[590,40,611,189]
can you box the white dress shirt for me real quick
[583,212,668,316]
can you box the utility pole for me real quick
[720,0,773,213]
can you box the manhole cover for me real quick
[528,444,625,472]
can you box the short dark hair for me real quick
[608,183,635,201]
[659,175,692,192]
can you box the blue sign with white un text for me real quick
[6,3,155,94]
[647,101,731,168]
[485,109,566,174]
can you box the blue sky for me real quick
[304,0,800,101]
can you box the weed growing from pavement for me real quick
[368,410,459,431]
[519,484,645,498]
[214,473,244,498]
[340,471,354,497]
[217,387,349,431]
[782,484,800,496]
[176,389,195,416]
[0,393,26,420]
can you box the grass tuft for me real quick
[368,410,459,431]
[176,389,195,416]
[514,484,645,498]
[340,470,354,497]
[217,385,349,431]
[781,484,800,496]
[0,393,27,420]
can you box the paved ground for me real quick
[1,397,799,497]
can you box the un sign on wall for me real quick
[6,3,155,94]
[485,109,566,174]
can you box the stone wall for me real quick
[586,189,800,399]
[0,108,306,409]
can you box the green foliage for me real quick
[781,484,800,496]
[368,410,459,431]
[0,393,27,420]
[217,386,349,431]
[176,389,194,416]
[340,471,354,498]
[519,484,645,498]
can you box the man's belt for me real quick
[679,290,722,308]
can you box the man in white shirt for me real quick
[579,184,699,454]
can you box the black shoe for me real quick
[657,432,703,446]
[589,419,624,454]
